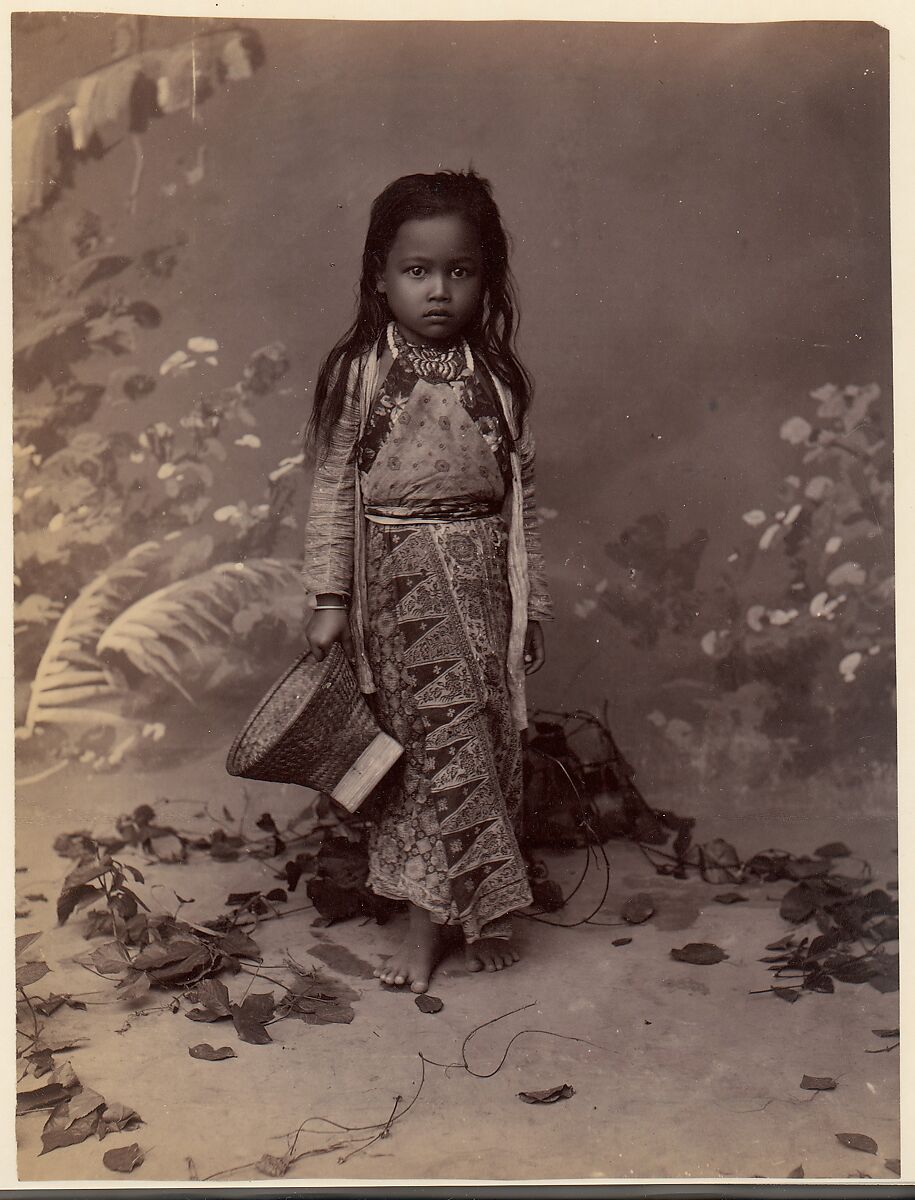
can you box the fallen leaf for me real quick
[621,894,655,924]
[815,841,851,858]
[16,932,42,957]
[415,995,443,1014]
[34,993,85,1016]
[25,893,48,902]
[75,941,130,975]
[867,955,899,993]
[51,1061,80,1089]
[116,971,151,1004]
[872,1028,900,1038]
[803,971,835,994]
[766,935,797,952]
[256,1152,291,1177]
[788,1165,804,1178]
[98,1102,143,1138]
[230,992,275,1044]
[132,940,200,971]
[670,942,728,965]
[836,1132,878,1155]
[29,1051,54,1078]
[16,1083,74,1115]
[713,892,748,904]
[66,1087,106,1124]
[16,960,51,988]
[831,958,879,984]
[28,1035,88,1057]
[188,1043,237,1061]
[103,1142,144,1173]
[57,883,104,924]
[276,975,358,1026]
[219,928,262,961]
[801,1075,837,1091]
[612,938,632,947]
[518,1083,575,1104]
[780,884,817,924]
[885,1158,901,1175]
[40,1105,100,1154]
[185,978,232,1022]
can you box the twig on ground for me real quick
[204,1055,428,1180]
[419,1000,607,1079]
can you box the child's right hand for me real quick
[304,608,351,664]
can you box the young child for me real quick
[301,170,552,993]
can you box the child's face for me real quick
[377,214,483,347]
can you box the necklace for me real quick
[387,322,474,382]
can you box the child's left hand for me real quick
[523,620,545,675]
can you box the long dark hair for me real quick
[305,169,532,456]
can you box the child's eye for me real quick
[452,267,467,278]
[407,266,425,278]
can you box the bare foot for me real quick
[465,936,520,973]
[373,903,442,993]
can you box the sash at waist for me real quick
[364,497,503,524]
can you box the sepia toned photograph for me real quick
[10,6,901,1187]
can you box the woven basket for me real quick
[226,643,402,813]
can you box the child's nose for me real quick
[428,273,449,298]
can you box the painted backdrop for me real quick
[12,17,893,816]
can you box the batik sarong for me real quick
[357,331,533,941]
[364,515,532,941]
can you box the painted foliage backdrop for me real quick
[12,16,893,814]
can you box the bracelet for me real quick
[314,604,347,611]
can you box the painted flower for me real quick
[780,416,813,445]
[768,608,798,626]
[234,434,262,449]
[742,509,766,527]
[839,651,863,682]
[805,475,834,501]
[827,561,867,587]
[759,523,781,551]
[746,604,767,632]
[825,536,842,555]
[159,349,190,376]
[810,592,830,617]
